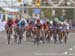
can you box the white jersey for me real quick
[64,23,70,30]
[35,20,43,24]
[40,19,46,24]
[40,20,44,24]
[59,26,63,29]
[66,24,70,30]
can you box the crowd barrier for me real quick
[0,21,6,32]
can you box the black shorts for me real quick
[36,25,41,29]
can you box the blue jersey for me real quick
[17,19,26,28]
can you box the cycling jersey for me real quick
[36,23,42,29]
[17,19,26,28]
[6,20,13,27]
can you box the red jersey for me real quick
[42,23,48,29]
[6,20,13,27]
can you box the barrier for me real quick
[0,21,6,32]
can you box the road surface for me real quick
[0,31,75,56]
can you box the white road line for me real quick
[64,52,68,55]
[69,48,73,51]
[34,53,65,55]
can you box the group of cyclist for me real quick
[5,17,70,45]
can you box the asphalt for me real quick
[0,31,75,56]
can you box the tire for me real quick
[58,34,62,44]
[26,31,30,41]
[53,31,57,43]
[46,33,50,43]
[7,33,11,44]
[14,34,17,43]
[64,32,68,44]
[18,35,22,44]
[34,34,40,46]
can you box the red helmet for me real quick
[36,19,40,23]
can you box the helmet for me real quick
[53,17,59,22]
[50,21,53,24]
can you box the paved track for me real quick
[0,31,75,56]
